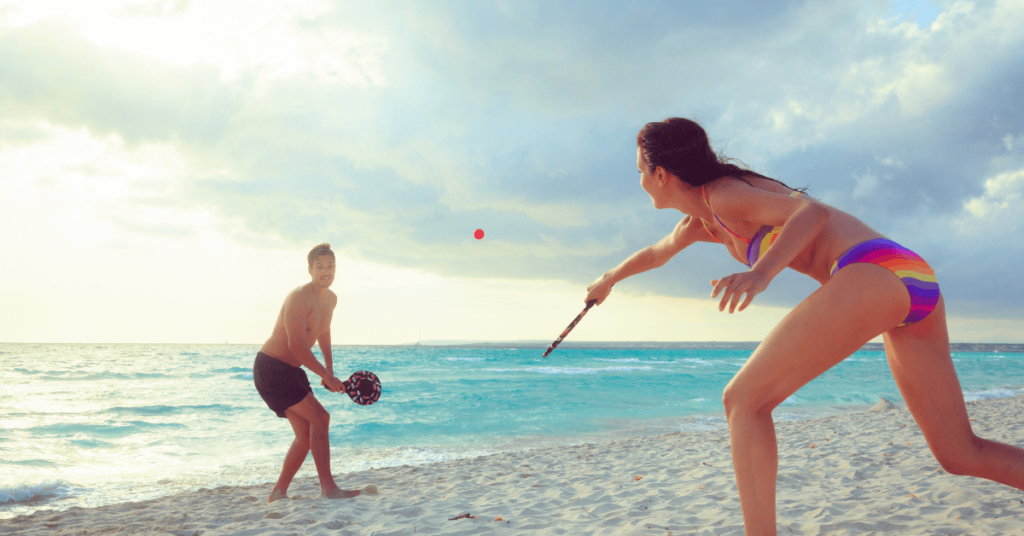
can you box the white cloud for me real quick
[1005,133,1023,152]
[892,61,953,117]
[0,121,206,239]
[852,170,881,199]
[875,155,906,168]
[0,0,387,86]
[753,0,1022,154]
[957,167,1024,230]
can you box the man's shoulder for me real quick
[284,284,315,307]
[327,289,338,307]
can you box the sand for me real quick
[4,396,1023,536]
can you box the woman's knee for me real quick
[930,433,983,476]
[722,380,775,418]
[721,383,738,415]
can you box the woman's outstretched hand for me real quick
[710,270,772,313]
[586,274,614,306]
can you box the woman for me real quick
[585,118,1023,535]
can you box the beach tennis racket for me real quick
[542,299,597,358]
[322,370,382,405]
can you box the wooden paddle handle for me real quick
[542,299,597,358]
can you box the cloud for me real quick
[957,168,1024,231]
[874,156,906,168]
[852,170,882,199]
[1005,133,1023,152]
[0,19,240,146]
[3,0,1024,318]
[115,0,193,18]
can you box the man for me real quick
[252,243,360,502]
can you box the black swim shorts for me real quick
[253,352,312,418]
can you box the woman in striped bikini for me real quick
[585,117,1024,535]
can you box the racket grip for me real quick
[321,378,350,392]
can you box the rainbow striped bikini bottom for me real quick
[829,238,940,326]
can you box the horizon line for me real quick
[2,340,1024,350]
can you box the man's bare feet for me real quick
[268,488,288,503]
[322,487,361,499]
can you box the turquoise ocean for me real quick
[2,342,1023,520]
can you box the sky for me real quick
[1,0,1023,345]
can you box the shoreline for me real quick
[5,396,1023,535]
[0,396,933,517]
[0,403,877,520]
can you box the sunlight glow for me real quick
[0,121,791,345]
[0,0,386,85]
[0,121,196,239]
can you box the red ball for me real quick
[474,229,484,240]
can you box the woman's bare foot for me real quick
[268,488,288,503]
[322,487,361,499]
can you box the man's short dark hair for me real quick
[307,243,335,267]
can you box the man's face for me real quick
[308,255,336,288]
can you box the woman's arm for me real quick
[749,199,829,281]
[707,180,830,312]
[586,215,707,305]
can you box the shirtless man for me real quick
[252,243,361,502]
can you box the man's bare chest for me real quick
[304,305,330,335]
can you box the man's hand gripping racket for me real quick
[322,371,382,405]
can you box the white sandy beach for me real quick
[4,396,1023,536]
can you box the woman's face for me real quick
[637,147,660,208]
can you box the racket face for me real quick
[346,370,382,405]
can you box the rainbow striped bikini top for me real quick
[701,186,802,268]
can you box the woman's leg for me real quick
[722,263,909,536]
[884,296,1024,488]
